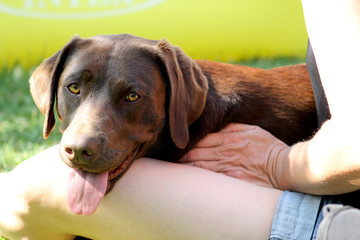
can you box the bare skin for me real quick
[0,145,281,240]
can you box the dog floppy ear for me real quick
[156,40,208,149]
[30,36,81,139]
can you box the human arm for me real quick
[0,145,282,240]
[293,0,360,193]
[180,0,360,195]
[272,0,360,194]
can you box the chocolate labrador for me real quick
[30,34,317,215]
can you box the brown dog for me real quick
[30,34,317,215]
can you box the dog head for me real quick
[30,34,208,178]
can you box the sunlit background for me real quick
[0,0,307,68]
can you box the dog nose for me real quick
[62,134,101,165]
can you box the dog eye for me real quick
[125,93,140,102]
[67,83,80,95]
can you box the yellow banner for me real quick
[0,0,307,68]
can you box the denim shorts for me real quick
[269,191,341,240]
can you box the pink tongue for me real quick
[67,169,108,215]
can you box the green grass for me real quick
[236,57,305,69]
[0,57,305,173]
[0,66,61,172]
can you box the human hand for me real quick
[179,123,290,189]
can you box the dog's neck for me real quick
[184,75,250,151]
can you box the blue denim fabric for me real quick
[270,191,322,240]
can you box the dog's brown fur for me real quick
[30,34,317,180]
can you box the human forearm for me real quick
[279,120,360,195]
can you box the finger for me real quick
[193,132,226,148]
[219,123,258,133]
[179,147,220,163]
[195,124,256,148]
